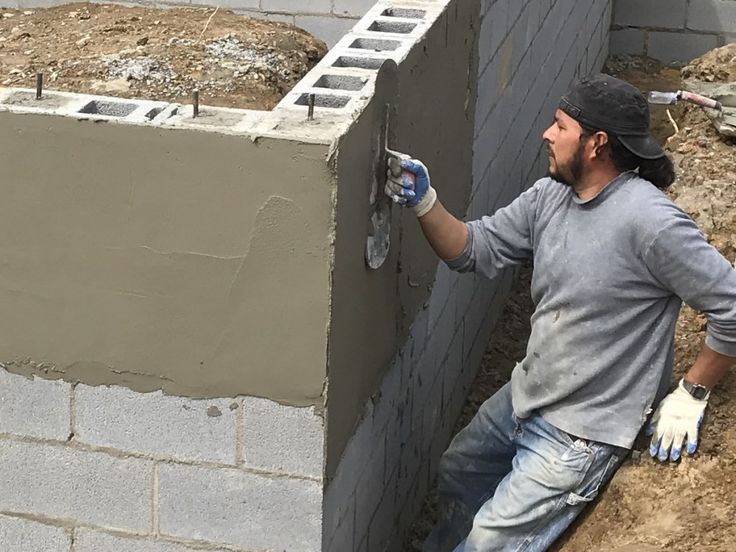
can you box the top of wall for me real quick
[0,2,445,145]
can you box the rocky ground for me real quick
[407,46,736,551]
[0,2,327,110]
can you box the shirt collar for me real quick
[572,171,637,205]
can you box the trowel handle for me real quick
[680,90,722,110]
[387,150,416,186]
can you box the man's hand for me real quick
[647,379,708,462]
[385,157,437,217]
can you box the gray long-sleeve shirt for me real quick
[447,171,736,449]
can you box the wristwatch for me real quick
[681,378,711,401]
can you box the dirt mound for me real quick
[682,43,736,83]
[0,2,327,110]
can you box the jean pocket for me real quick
[565,451,621,507]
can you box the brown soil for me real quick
[407,49,736,551]
[0,2,327,110]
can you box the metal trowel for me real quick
[365,59,400,270]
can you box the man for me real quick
[385,74,736,552]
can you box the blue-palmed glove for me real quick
[385,156,437,217]
[647,379,708,462]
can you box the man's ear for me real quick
[592,131,610,158]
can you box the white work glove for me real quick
[384,155,437,217]
[647,379,708,462]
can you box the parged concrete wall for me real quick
[0,107,334,403]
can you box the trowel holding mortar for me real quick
[365,59,416,270]
[649,85,736,137]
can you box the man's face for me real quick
[542,109,588,187]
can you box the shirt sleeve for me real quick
[644,209,736,357]
[444,180,539,279]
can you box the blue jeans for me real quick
[424,383,626,552]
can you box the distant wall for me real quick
[2,0,369,46]
[611,0,736,64]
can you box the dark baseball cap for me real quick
[559,74,665,160]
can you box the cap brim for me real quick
[618,134,665,160]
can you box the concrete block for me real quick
[236,10,295,24]
[242,397,324,478]
[688,0,736,32]
[353,429,386,541]
[407,305,430,361]
[334,0,374,18]
[0,369,70,440]
[479,0,509,68]
[475,52,502,136]
[16,0,69,8]
[294,15,359,47]
[0,514,70,552]
[647,31,719,64]
[383,395,408,487]
[75,528,232,552]
[473,107,503,192]
[441,328,465,415]
[367,467,398,552]
[159,463,322,551]
[324,492,355,552]
[371,357,403,457]
[0,439,152,531]
[261,0,331,14]
[75,384,238,464]
[322,401,373,541]
[507,0,523,27]
[191,0,258,9]
[613,0,687,29]
[428,263,457,333]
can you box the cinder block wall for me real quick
[323,0,612,550]
[611,0,736,64]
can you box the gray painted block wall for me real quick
[611,0,736,64]
[323,0,612,549]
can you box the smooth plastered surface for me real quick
[326,1,479,474]
[0,112,334,403]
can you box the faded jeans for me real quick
[424,383,627,552]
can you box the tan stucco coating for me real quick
[0,112,334,403]
[326,0,479,474]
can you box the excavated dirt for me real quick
[407,48,736,551]
[0,2,327,110]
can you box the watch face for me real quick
[692,386,709,400]
[685,380,709,400]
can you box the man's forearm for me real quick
[417,200,469,261]
[685,343,735,389]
